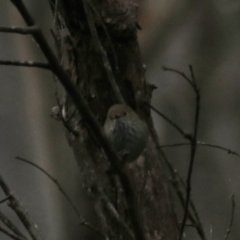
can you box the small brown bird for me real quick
[104,104,148,163]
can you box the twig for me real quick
[189,65,196,85]
[163,65,200,239]
[82,0,125,104]
[151,66,204,238]
[189,196,202,229]
[160,142,240,159]
[146,102,191,140]
[179,65,200,239]
[0,225,26,240]
[0,196,10,204]
[163,66,194,88]
[0,173,41,240]
[159,149,206,240]
[0,60,51,69]
[224,194,235,240]
[0,209,28,239]
[15,156,105,238]
[0,26,38,34]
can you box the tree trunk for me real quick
[51,0,179,239]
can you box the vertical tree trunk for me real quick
[51,0,179,239]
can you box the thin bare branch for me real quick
[0,26,38,34]
[0,174,41,240]
[146,102,191,140]
[0,210,28,239]
[163,66,201,239]
[189,65,196,85]
[179,66,200,239]
[0,60,51,69]
[0,197,10,204]
[160,142,240,159]
[163,66,194,88]
[150,66,205,239]
[159,149,206,240]
[16,156,105,239]
[224,194,235,240]
[189,196,202,228]
[0,225,27,240]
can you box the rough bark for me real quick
[51,0,179,239]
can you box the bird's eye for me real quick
[123,111,127,116]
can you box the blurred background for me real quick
[0,0,240,239]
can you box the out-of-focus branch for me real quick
[0,60,51,69]
[0,225,27,240]
[0,26,38,34]
[0,210,27,239]
[0,197,10,204]
[0,174,41,240]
